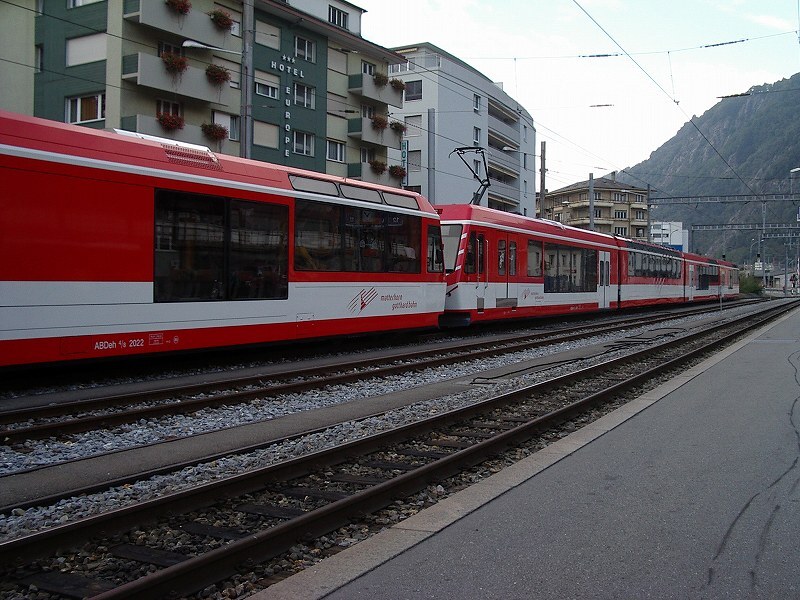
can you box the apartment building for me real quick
[5,0,405,184]
[540,174,649,241]
[387,43,536,215]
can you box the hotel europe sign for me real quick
[271,55,305,158]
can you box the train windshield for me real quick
[441,224,463,273]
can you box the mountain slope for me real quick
[619,72,800,264]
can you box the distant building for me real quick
[3,0,408,185]
[539,174,649,241]
[387,42,536,215]
[650,221,687,250]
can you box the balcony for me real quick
[487,177,520,202]
[120,114,206,146]
[123,0,232,50]
[348,117,402,150]
[122,52,238,105]
[347,162,403,187]
[348,74,403,109]
[488,113,520,146]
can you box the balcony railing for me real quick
[122,52,238,105]
[348,117,402,150]
[347,162,403,187]
[124,0,233,50]
[348,74,403,109]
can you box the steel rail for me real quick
[0,302,754,443]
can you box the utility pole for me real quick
[588,173,595,231]
[240,0,254,159]
[539,140,546,217]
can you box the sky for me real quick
[353,0,800,190]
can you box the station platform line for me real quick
[255,304,800,600]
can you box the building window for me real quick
[636,228,645,237]
[213,112,240,141]
[68,0,102,6]
[360,147,375,163]
[217,59,240,88]
[293,131,314,156]
[362,61,375,75]
[295,36,315,62]
[614,192,627,202]
[404,114,421,136]
[361,104,375,118]
[408,150,421,172]
[253,120,279,148]
[614,210,628,219]
[405,80,422,101]
[158,41,183,58]
[255,70,279,99]
[327,139,345,162]
[474,160,481,177]
[34,44,43,73]
[473,127,481,146]
[634,193,645,203]
[473,94,481,112]
[329,5,348,29]
[614,226,628,236]
[66,92,105,123]
[157,99,181,117]
[294,82,315,109]
[66,33,106,66]
[635,209,646,220]
[595,208,602,218]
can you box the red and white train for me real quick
[438,205,739,325]
[0,111,738,367]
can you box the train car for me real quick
[0,111,446,367]
[617,240,686,307]
[681,251,740,302]
[438,204,740,326]
[438,204,623,325]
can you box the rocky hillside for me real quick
[619,72,800,265]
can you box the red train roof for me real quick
[0,110,436,215]
[436,203,622,246]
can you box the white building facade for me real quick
[651,221,687,250]
[388,43,536,215]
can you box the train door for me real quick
[466,230,487,312]
[599,251,611,309]
[688,264,695,301]
[496,236,519,309]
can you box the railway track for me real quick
[0,300,761,444]
[0,299,793,599]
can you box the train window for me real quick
[509,241,517,276]
[229,200,289,300]
[289,175,339,197]
[385,212,421,273]
[383,191,419,210]
[526,240,542,277]
[295,199,421,273]
[154,190,288,302]
[340,184,382,203]
[465,232,477,274]
[427,226,444,273]
[543,243,597,293]
[295,200,344,271]
[498,240,507,276]
[441,224,462,274]
[478,234,485,274]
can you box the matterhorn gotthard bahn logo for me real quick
[348,287,378,313]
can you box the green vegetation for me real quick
[738,274,764,295]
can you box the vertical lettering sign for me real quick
[401,139,408,187]
[271,56,305,158]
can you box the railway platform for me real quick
[257,304,800,599]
